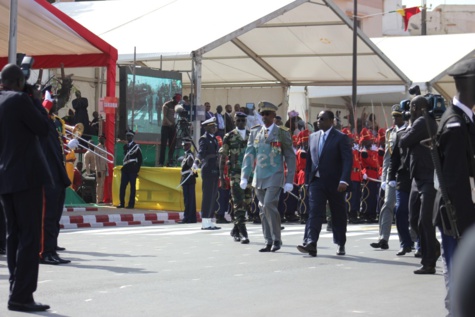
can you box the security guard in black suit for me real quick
[179,137,197,223]
[194,117,221,230]
[435,58,475,316]
[400,96,440,274]
[0,64,52,312]
[118,130,142,209]
[39,95,71,265]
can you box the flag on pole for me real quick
[396,6,421,31]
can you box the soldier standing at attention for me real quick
[178,137,197,224]
[194,117,221,230]
[240,101,296,252]
[220,112,251,244]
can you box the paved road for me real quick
[0,223,447,317]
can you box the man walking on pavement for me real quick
[241,101,295,252]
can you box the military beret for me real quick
[448,58,475,78]
[235,112,247,118]
[257,101,278,113]
[201,117,217,127]
[391,104,404,116]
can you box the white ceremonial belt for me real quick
[181,170,193,175]
[124,158,138,165]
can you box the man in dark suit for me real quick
[194,117,221,230]
[435,58,475,315]
[117,130,142,209]
[224,104,235,133]
[200,102,214,135]
[39,92,72,265]
[297,110,352,257]
[400,96,440,274]
[0,64,52,312]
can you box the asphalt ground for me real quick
[0,222,447,317]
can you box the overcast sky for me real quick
[402,0,475,9]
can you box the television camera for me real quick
[399,85,447,120]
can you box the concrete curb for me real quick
[60,212,203,229]
[63,207,99,213]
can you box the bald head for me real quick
[410,95,429,121]
[1,64,25,91]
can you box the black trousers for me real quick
[41,184,66,257]
[119,171,138,207]
[201,174,219,218]
[182,183,197,223]
[409,178,440,266]
[0,202,5,249]
[1,186,43,303]
[159,125,176,165]
[305,178,347,246]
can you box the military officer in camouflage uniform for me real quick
[240,101,296,252]
[220,112,251,244]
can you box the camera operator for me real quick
[400,95,440,275]
[159,93,181,167]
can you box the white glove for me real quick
[371,144,378,151]
[192,163,199,171]
[381,182,387,191]
[283,183,293,193]
[388,180,397,188]
[363,174,368,180]
[353,144,359,151]
[240,178,248,189]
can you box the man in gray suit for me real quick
[241,101,296,252]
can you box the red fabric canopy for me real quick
[0,0,118,202]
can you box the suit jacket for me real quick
[305,128,352,190]
[436,105,475,235]
[224,112,235,133]
[399,115,437,181]
[197,132,219,177]
[0,91,52,194]
[242,125,295,189]
[388,125,411,193]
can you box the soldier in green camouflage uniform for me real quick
[219,112,252,244]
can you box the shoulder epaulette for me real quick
[447,122,461,129]
[278,125,289,131]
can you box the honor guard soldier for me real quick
[342,128,363,224]
[194,117,221,230]
[359,128,380,223]
[179,137,197,224]
[220,112,251,243]
[117,130,142,209]
[240,101,296,252]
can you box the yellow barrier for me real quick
[112,166,202,211]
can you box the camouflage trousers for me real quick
[230,180,252,229]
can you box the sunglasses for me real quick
[260,111,273,116]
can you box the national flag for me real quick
[396,6,421,31]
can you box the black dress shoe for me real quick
[40,254,59,265]
[337,245,346,256]
[370,239,389,250]
[125,205,134,209]
[241,237,250,244]
[233,235,241,242]
[216,218,230,224]
[210,226,221,230]
[414,249,422,258]
[56,246,66,251]
[396,247,412,256]
[271,242,281,252]
[116,205,124,208]
[52,254,71,264]
[297,243,317,257]
[259,244,272,252]
[253,218,261,224]
[414,265,436,274]
[8,301,50,312]
[0,247,5,255]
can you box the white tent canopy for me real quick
[55,0,411,89]
[372,33,475,100]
